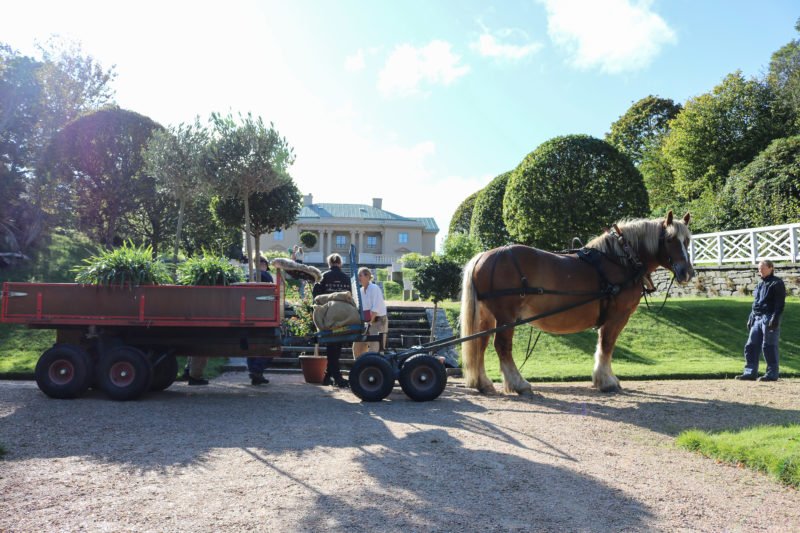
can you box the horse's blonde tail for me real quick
[460,253,483,388]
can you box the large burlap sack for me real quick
[312,291,361,330]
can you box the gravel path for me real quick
[1,375,798,532]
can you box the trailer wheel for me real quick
[96,346,152,401]
[34,344,92,399]
[349,354,394,402]
[398,355,447,402]
[149,353,178,391]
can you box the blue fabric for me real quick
[247,357,266,374]
[743,315,780,378]
[260,270,274,283]
[749,274,785,326]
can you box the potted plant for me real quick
[73,241,172,286]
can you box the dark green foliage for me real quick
[606,95,681,167]
[299,231,317,249]
[213,183,303,238]
[383,280,402,300]
[767,19,800,132]
[448,189,482,235]
[175,254,245,286]
[504,135,649,250]
[470,171,512,250]
[412,256,462,304]
[39,107,163,248]
[663,72,792,200]
[73,241,172,286]
[723,135,800,227]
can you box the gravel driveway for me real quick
[1,374,799,532]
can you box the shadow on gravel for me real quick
[0,379,654,531]
[493,382,800,437]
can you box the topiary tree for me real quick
[412,256,462,341]
[299,231,317,250]
[723,135,800,227]
[470,171,513,250]
[606,95,681,167]
[504,135,649,250]
[448,189,482,234]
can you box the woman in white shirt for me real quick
[353,267,388,358]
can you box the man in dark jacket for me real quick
[312,253,351,387]
[736,260,786,381]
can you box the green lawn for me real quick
[676,425,800,488]
[441,297,800,382]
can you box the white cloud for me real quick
[470,32,543,61]
[344,49,365,72]
[541,0,676,74]
[377,40,470,98]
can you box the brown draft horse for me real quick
[460,211,694,395]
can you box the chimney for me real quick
[372,198,382,209]
[303,194,313,206]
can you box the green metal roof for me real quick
[299,203,438,232]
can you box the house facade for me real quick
[258,194,438,266]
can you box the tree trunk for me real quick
[244,197,254,281]
[430,302,438,343]
[254,231,263,280]
[174,198,185,263]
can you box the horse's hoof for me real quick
[597,383,622,393]
[517,387,539,398]
[479,385,498,395]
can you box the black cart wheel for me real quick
[398,355,447,402]
[95,346,152,401]
[34,344,92,399]
[149,352,178,391]
[350,354,395,402]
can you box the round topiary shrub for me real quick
[504,135,649,250]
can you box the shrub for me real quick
[470,171,513,250]
[175,254,245,286]
[504,135,648,250]
[383,280,402,300]
[73,241,172,286]
[442,233,481,267]
[399,252,426,268]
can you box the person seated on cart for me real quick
[312,253,351,388]
[353,267,388,358]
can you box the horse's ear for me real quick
[682,212,691,226]
[663,210,674,227]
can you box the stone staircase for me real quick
[228,304,459,371]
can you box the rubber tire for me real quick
[398,354,447,402]
[34,344,92,399]
[349,354,395,402]
[95,346,152,401]
[149,353,178,391]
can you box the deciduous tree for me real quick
[470,171,513,250]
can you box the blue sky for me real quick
[4,0,798,248]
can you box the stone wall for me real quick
[649,266,800,298]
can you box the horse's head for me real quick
[657,210,694,283]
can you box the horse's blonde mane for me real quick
[585,217,691,266]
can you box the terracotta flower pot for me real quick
[299,355,327,384]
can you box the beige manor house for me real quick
[258,194,438,267]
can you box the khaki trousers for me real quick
[353,315,388,358]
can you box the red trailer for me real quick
[1,279,284,400]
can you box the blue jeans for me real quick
[247,357,266,375]
[743,315,780,378]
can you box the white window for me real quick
[398,232,408,244]
[367,236,377,249]
[335,235,347,247]
[274,230,284,241]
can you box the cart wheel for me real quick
[350,354,395,402]
[149,353,178,391]
[34,344,92,399]
[96,346,152,401]
[398,355,447,402]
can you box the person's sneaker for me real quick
[250,374,270,386]
[757,375,778,382]
[187,377,209,386]
[734,373,757,381]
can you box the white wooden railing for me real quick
[690,223,800,265]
